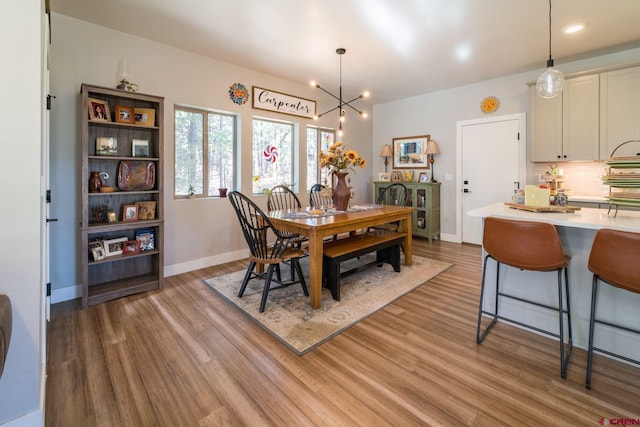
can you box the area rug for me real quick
[203,255,452,355]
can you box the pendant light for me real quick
[536,0,564,98]
[311,48,369,137]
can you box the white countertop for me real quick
[468,202,640,233]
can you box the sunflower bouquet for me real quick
[319,141,367,174]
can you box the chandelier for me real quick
[311,48,369,137]
[536,0,564,98]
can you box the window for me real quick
[306,127,335,190]
[175,107,236,197]
[252,118,295,194]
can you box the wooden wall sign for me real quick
[252,86,316,119]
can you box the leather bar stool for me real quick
[586,228,640,389]
[476,217,573,378]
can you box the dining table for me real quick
[268,204,415,309]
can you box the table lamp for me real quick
[426,140,441,183]
[379,144,392,173]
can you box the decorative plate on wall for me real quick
[480,96,500,114]
[229,83,249,105]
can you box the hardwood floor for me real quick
[46,240,640,426]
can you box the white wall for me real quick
[373,48,640,239]
[0,1,45,426]
[49,14,373,296]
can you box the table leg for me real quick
[307,231,324,309]
[402,214,413,265]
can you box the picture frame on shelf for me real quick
[103,237,128,257]
[378,172,390,182]
[132,139,149,157]
[89,240,105,261]
[96,137,118,156]
[403,170,414,182]
[392,135,430,169]
[122,240,141,255]
[88,97,111,122]
[89,205,108,224]
[419,172,429,183]
[107,210,117,223]
[134,108,156,127]
[122,205,138,222]
[135,200,156,220]
[391,170,402,182]
[115,106,135,124]
[135,228,155,251]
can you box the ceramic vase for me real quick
[89,171,102,193]
[332,171,350,211]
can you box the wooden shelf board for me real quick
[87,274,160,306]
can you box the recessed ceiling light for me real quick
[563,23,586,34]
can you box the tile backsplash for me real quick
[532,162,609,197]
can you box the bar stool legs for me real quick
[476,256,573,378]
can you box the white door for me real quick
[457,114,526,244]
[42,10,52,326]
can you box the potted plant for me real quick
[187,185,196,199]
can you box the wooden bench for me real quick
[322,230,407,301]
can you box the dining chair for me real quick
[585,228,640,389]
[267,185,302,211]
[228,191,308,312]
[309,183,326,208]
[375,183,408,207]
[267,185,308,250]
[369,183,409,243]
[476,217,572,378]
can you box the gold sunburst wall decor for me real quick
[480,96,500,114]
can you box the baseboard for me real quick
[51,249,251,304]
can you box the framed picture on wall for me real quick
[392,135,430,169]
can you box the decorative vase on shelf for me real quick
[332,171,351,211]
[89,171,102,193]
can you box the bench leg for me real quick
[323,257,341,301]
[376,244,401,272]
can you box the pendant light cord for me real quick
[548,0,553,62]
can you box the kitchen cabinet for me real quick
[529,74,599,162]
[600,66,640,159]
[374,181,440,242]
[81,84,164,308]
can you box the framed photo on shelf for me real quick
[134,108,156,127]
[122,205,138,222]
[135,228,155,251]
[135,201,156,220]
[122,240,141,255]
[403,170,414,182]
[88,98,111,122]
[392,135,430,169]
[391,170,402,182]
[115,106,135,124]
[103,237,128,257]
[89,240,105,261]
[89,205,108,224]
[107,210,117,223]
[378,172,390,182]
[96,137,118,156]
[419,172,429,183]
[132,139,150,157]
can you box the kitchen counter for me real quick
[468,202,640,232]
[469,203,640,362]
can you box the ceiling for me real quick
[52,0,640,104]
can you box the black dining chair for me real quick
[228,191,308,312]
[267,185,302,211]
[309,183,326,208]
[368,183,409,248]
